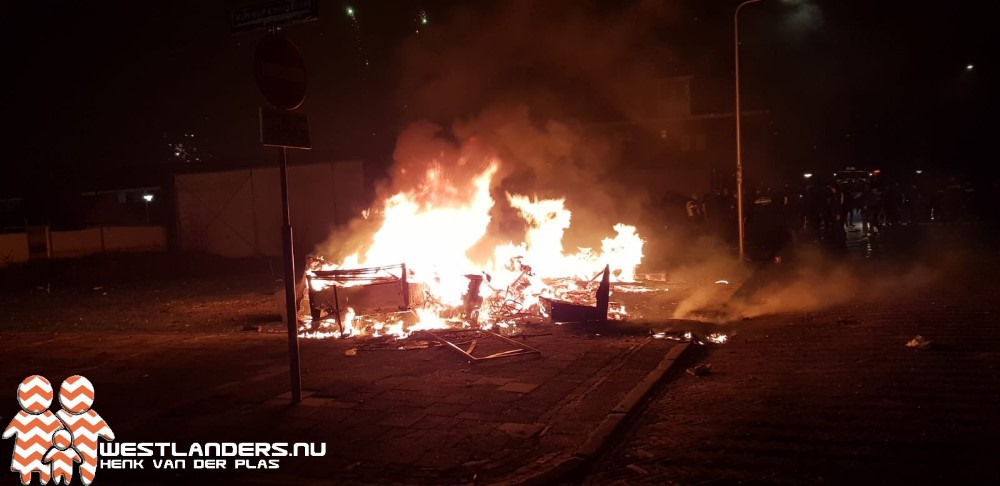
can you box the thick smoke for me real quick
[395,0,677,124]
[779,0,823,36]
[317,0,682,263]
[673,246,949,322]
[311,0,951,333]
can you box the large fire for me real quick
[300,160,644,339]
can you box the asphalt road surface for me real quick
[584,223,1000,484]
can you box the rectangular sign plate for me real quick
[260,106,311,149]
[232,0,318,33]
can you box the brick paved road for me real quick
[586,225,1000,484]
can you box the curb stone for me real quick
[508,342,697,485]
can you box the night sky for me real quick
[1,0,992,195]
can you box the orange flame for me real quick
[305,160,644,338]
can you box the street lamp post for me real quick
[142,194,154,225]
[735,0,761,260]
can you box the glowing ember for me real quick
[616,286,666,294]
[706,333,729,344]
[302,160,645,339]
[299,307,356,340]
[650,331,728,345]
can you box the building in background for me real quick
[0,159,370,266]
[173,161,366,259]
[591,75,771,198]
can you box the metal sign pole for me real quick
[243,9,317,406]
[279,145,302,403]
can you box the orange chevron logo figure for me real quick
[55,376,114,486]
[42,430,80,486]
[4,375,114,485]
[3,375,63,485]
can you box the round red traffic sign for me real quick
[254,34,307,110]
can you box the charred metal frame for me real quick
[306,263,409,335]
[424,329,542,363]
[462,274,485,325]
[540,265,611,323]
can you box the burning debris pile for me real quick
[299,160,645,340]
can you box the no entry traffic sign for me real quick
[237,4,317,406]
[255,34,307,110]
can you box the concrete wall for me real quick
[102,226,167,252]
[174,170,257,257]
[50,228,104,258]
[174,161,366,258]
[0,233,29,267]
[0,226,167,266]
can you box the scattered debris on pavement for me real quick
[344,347,358,356]
[686,363,713,376]
[906,335,933,349]
[395,340,433,350]
[426,329,541,363]
[652,330,729,345]
[635,448,655,459]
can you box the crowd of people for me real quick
[656,174,992,260]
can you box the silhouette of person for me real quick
[3,375,64,485]
[42,430,81,486]
[55,376,114,486]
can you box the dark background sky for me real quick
[1,0,992,194]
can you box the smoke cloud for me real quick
[673,246,950,322]
[317,0,684,262]
[780,0,824,36]
[395,0,678,124]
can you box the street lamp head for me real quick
[966,64,974,71]
[143,194,154,202]
[803,173,813,179]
